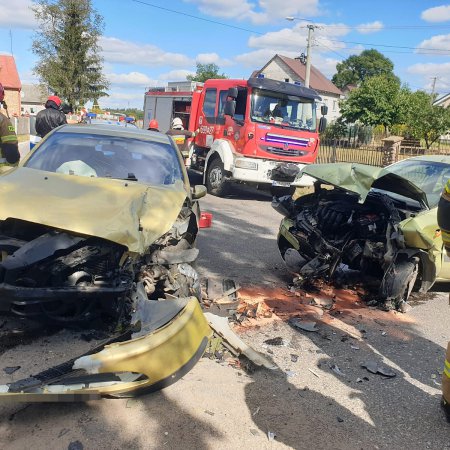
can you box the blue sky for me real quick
[0,0,449,108]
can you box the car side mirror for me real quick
[192,185,207,200]
[224,99,236,117]
[318,117,327,133]
[321,105,328,116]
[227,87,238,99]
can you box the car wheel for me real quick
[379,257,419,309]
[206,158,230,197]
[270,185,296,197]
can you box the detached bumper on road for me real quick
[0,297,211,402]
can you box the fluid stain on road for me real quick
[236,282,415,337]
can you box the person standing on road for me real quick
[166,117,198,158]
[0,83,20,164]
[437,178,450,422]
[35,95,67,138]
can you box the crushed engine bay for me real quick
[274,184,435,310]
[0,205,212,401]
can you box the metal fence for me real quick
[318,137,450,167]
[317,139,384,166]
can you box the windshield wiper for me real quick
[105,172,138,181]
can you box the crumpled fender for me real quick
[0,298,212,401]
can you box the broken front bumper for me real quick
[0,297,211,402]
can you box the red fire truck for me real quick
[143,76,327,196]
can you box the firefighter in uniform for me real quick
[437,178,450,422]
[166,117,198,159]
[0,83,20,164]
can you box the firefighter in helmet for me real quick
[437,178,450,422]
[0,83,20,164]
[166,117,198,159]
[147,119,159,132]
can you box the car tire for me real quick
[379,257,419,309]
[270,185,296,197]
[206,158,230,197]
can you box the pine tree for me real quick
[32,0,109,108]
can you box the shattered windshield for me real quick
[385,159,450,208]
[250,88,316,131]
[24,132,183,185]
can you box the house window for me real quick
[30,107,35,114]
[284,78,289,82]
[333,101,337,111]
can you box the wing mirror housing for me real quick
[224,99,236,117]
[318,117,327,133]
[227,87,238,99]
[192,185,207,200]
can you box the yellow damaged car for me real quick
[0,124,211,401]
[274,156,450,310]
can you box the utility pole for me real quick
[305,24,315,88]
[285,18,318,88]
[431,76,437,96]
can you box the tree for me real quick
[186,63,227,82]
[332,49,396,89]
[339,75,404,134]
[402,91,450,148]
[32,0,109,108]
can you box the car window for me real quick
[386,160,450,208]
[24,132,184,186]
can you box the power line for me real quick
[130,0,450,55]
[131,0,265,35]
[321,37,450,53]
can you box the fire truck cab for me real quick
[144,77,327,196]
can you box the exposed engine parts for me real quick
[0,206,200,324]
[274,187,425,309]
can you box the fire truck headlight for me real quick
[235,159,258,170]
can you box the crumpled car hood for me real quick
[301,163,428,208]
[0,167,187,253]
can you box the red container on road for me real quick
[199,212,213,228]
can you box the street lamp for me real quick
[285,17,316,88]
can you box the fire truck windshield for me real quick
[250,88,316,131]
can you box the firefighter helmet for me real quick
[148,119,159,130]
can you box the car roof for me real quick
[55,123,171,145]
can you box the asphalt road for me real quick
[0,177,449,449]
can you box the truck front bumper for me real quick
[231,157,316,187]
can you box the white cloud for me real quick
[186,0,321,25]
[100,90,145,109]
[0,0,36,29]
[421,5,450,23]
[407,62,450,93]
[195,52,233,67]
[159,69,195,80]
[248,22,349,53]
[235,48,299,69]
[416,33,450,55]
[356,21,383,34]
[107,72,158,87]
[100,37,193,67]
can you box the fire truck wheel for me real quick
[206,158,230,197]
